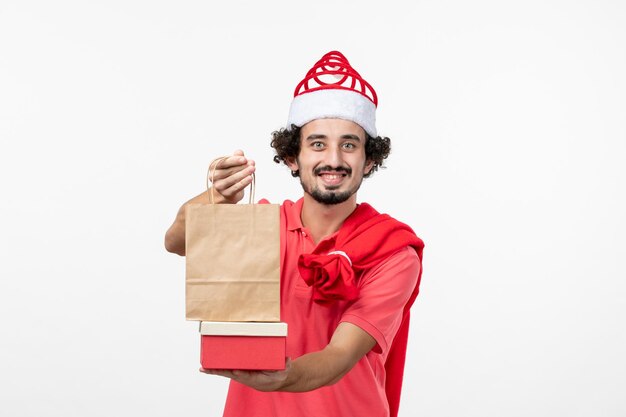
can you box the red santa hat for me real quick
[286,51,378,137]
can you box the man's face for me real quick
[287,118,374,205]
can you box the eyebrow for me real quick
[305,134,363,141]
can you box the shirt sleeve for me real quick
[339,246,421,355]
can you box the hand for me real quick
[209,150,256,204]
[200,358,291,392]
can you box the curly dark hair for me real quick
[270,125,391,178]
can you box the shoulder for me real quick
[365,246,421,282]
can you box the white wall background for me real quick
[1,0,624,416]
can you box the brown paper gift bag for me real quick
[185,160,280,322]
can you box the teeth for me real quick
[318,172,347,183]
[321,174,341,180]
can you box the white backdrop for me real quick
[1,1,625,416]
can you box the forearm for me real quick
[164,189,229,256]
[277,346,355,392]
[272,322,376,392]
[164,203,188,256]
[216,345,356,393]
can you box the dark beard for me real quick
[308,188,354,205]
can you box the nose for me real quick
[326,144,343,168]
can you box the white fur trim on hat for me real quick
[286,89,377,137]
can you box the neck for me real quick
[300,193,358,244]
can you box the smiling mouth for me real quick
[319,172,346,179]
[318,172,347,187]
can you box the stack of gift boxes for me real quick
[185,201,287,371]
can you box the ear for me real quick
[364,159,375,175]
[285,156,299,172]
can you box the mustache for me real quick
[314,165,352,175]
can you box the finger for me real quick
[215,167,254,193]
[209,155,247,174]
[217,173,254,199]
[210,160,255,185]
[200,368,235,378]
[210,151,255,172]
[213,165,254,194]
[211,160,255,183]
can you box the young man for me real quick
[165,51,424,417]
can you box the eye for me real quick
[311,141,325,149]
[342,142,357,150]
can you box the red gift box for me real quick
[199,321,288,370]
